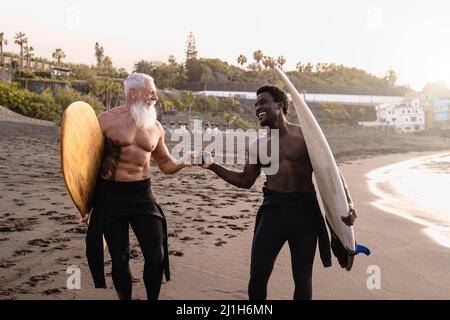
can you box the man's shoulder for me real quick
[152,120,165,137]
[98,106,125,122]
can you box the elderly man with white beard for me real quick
[83,73,196,300]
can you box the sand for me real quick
[1,109,450,300]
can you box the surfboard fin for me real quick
[355,244,371,256]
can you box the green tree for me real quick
[52,48,66,66]
[183,90,195,114]
[276,55,286,69]
[185,32,198,61]
[94,42,104,67]
[14,32,28,68]
[262,56,276,69]
[237,54,247,67]
[168,55,177,66]
[99,56,114,77]
[384,68,397,87]
[0,32,7,66]
[24,45,34,69]
[253,50,264,73]
[185,32,201,83]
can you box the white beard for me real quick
[130,100,157,129]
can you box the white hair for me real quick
[124,73,155,98]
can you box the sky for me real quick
[2,0,450,90]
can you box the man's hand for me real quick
[76,212,90,225]
[201,150,214,169]
[176,151,198,167]
[341,203,357,226]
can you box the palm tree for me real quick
[14,32,28,68]
[0,32,7,66]
[52,48,66,66]
[253,50,263,68]
[95,42,104,67]
[262,56,276,69]
[296,61,304,72]
[253,50,264,78]
[237,54,247,67]
[24,45,34,69]
[276,55,286,69]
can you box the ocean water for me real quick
[367,152,450,247]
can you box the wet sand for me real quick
[1,111,450,300]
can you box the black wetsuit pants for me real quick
[248,190,321,300]
[104,214,164,300]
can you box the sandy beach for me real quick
[1,111,450,300]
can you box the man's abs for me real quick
[100,138,152,181]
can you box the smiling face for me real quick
[255,92,283,127]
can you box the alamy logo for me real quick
[366,265,381,290]
[66,265,81,290]
[170,120,280,175]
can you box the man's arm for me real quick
[208,162,261,189]
[151,122,195,174]
[202,140,261,189]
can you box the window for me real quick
[405,119,408,122]
[411,117,417,121]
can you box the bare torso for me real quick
[98,106,162,181]
[260,123,314,193]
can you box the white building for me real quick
[194,90,404,106]
[360,98,425,132]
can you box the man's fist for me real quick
[341,204,357,226]
[76,211,90,225]
[201,150,214,169]
[176,151,199,167]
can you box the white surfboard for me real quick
[275,67,365,270]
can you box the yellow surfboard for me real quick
[60,101,105,217]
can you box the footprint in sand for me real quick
[224,234,237,239]
[43,288,61,295]
[42,210,57,216]
[64,227,86,234]
[55,257,70,264]
[130,249,141,260]
[169,250,184,257]
[27,274,50,287]
[222,215,239,220]
[0,261,16,268]
[132,277,140,284]
[215,239,227,247]
[227,224,246,231]
[54,244,69,250]
[28,239,51,247]
[12,199,25,207]
[179,236,195,241]
[14,249,34,257]
[201,231,214,235]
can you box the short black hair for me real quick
[256,85,289,115]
